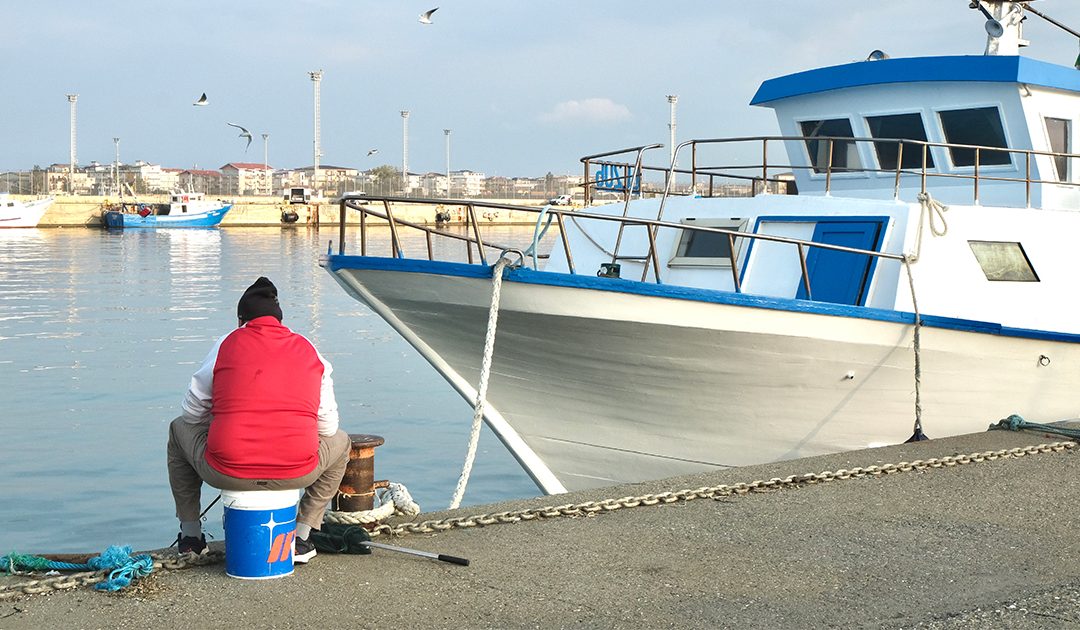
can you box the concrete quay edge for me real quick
[2,426,1079,629]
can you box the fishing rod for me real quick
[360,541,470,566]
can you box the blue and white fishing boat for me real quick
[322,1,1080,495]
[101,191,231,228]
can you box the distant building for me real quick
[294,165,360,197]
[179,169,224,195]
[221,162,274,196]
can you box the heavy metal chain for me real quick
[368,441,1076,537]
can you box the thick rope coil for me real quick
[323,482,421,525]
[448,256,512,510]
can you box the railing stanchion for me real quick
[825,139,834,194]
[382,200,403,258]
[893,142,904,199]
[555,211,576,275]
[921,145,928,195]
[798,243,812,301]
[338,200,346,255]
[583,159,591,207]
[360,203,367,256]
[691,142,698,195]
[425,230,433,261]
[974,148,981,204]
[1026,152,1032,207]
[728,233,741,293]
[761,138,768,195]
[464,202,474,264]
[640,223,662,284]
[467,204,487,266]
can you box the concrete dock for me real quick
[2,426,1079,629]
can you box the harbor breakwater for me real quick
[24,195,546,228]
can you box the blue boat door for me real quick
[795,219,885,305]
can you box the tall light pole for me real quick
[400,110,410,195]
[67,94,78,194]
[666,95,678,168]
[112,137,120,198]
[262,133,270,195]
[309,70,323,194]
[444,129,452,198]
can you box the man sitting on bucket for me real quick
[167,276,350,563]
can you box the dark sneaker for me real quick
[293,535,316,564]
[175,532,207,555]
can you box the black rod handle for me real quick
[437,554,470,566]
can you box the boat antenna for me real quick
[1021,3,1080,39]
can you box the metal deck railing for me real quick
[333,194,906,301]
[581,136,1080,208]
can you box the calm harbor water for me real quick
[0,225,541,553]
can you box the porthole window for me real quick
[939,107,1011,167]
[968,241,1039,282]
[669,218,748,268]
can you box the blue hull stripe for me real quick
[325,255,1080,345]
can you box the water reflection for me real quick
[0,225,542,553]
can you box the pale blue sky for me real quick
[3,1,1078,177]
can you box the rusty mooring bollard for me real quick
[332,434,386,512]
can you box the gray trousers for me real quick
[167,416,351,530]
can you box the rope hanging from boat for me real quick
[909,191,949,263]
[902,257,927,442]
[449,255,513,509]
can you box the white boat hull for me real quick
[327,260,1080,494]
[0,197,53,228]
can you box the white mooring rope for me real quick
[449,255,512,509]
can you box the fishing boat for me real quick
[101,191,231,228]
[0,194,53,228]
[321,1,1080,495]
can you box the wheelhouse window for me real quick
[1045,117,1071,182]
[866,113,934,170]
[669,218,748,267]
[939,107,1011,167]
[968,241,1039,282]
[800,118,861,174]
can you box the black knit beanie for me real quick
[237,277,283,322]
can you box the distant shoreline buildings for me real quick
[0,160,588,200]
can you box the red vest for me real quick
[205,317,323,479]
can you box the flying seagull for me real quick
[193,93,208,106]
[419,7,438,24]
[366,148,379,156]
[226,122,253,151]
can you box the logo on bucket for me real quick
[262,513,297,564]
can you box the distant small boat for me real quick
[101,192,231,228]
[0,194,53,228]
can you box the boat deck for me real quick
[5,425,1079,628]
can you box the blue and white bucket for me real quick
[221,489,300,580]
